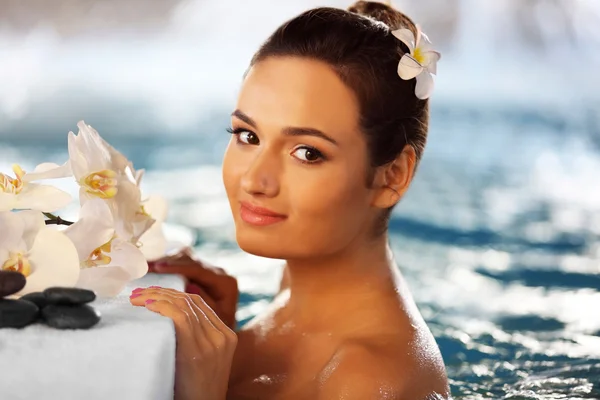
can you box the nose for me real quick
[240,148,280,198]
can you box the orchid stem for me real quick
[43,212,74,226]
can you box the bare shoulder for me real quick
[316,327,450,400]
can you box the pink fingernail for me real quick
[145,299,156,305]
[130,293,141,299]
[149,286,161,289]
[132,288,143,293]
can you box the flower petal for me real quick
[397,54,424,80]
[0,211,25,251]
[421,50,441,73]
[391,28,415,52]
[17,228,80,296]
[140,224,167,261]
[76,121,130,174]
[15,183,72,212]
[0,248,8,265]
[130,214,155,244]
[0,192,17,212]
[415,70,435,100]
[112,179,143,240]
[75,240,148,297]
[22,162,72,183]
[64,199,115,261]
[67,131,92,181]
[415,24,422,48]
[139,223,167,261]
[17,210,45,250]
[76,122,114,174]
[134,168,145,186]
[143,195,168,224]
[108,240,148,281]
[418,35,435,53]
[137,195,168,259]
[76,265,133,297]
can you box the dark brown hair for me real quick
[250,1,429,172]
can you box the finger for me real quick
[185,282,219,311]
[131,289,203,326]
[142,289,232,350]
[164,287,226,331]
[144,299,197,345]
[132,289,216,336]
[149,288,229,332]
[140,284,235,330]
[144,299,211,362]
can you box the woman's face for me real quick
[222,57,379,260]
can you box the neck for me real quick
[281,232,401,329]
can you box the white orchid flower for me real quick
[68,121,132,201]
[392,25,441,100]
[23,120,149,238]
[64,199,148,297]
[0,210,80,297]
[137,195,168,261]
[22,120,134,202]
[0,164,72,212]
[112,164,153,243]
[65,121,152,245]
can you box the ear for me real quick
[370,144,417,209]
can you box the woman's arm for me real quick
[130,287,237,400]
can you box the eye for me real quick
[227,127,259,145]
[239,131,259,145]
[292,146,325,164]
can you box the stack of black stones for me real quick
[0,270,101,330]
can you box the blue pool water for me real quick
[2,101,599,399]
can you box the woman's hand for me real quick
[148,249,239,329]
[130,287,237,400]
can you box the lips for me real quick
[239,201,286,226]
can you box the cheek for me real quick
[292,170,362,215]
[222,142,242,201]
[286,164,371,250]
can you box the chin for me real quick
[235,230,291,260]
[234,224,340,260]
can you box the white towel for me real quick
[0,273,185,400]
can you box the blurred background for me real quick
[1,0,599,398]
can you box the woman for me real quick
[130,2,450,399]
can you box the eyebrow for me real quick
[231,109,339,146]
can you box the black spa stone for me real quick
[0,299,39,329]
[43,287,96,305]
[20,292,49,308]
[0,271,27,298]
[41,304,101,330]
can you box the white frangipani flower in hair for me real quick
[0,210,80,296]
[392,25,441,100]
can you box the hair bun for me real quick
[347,1,416,33]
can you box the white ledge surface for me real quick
[0,273,185,400]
